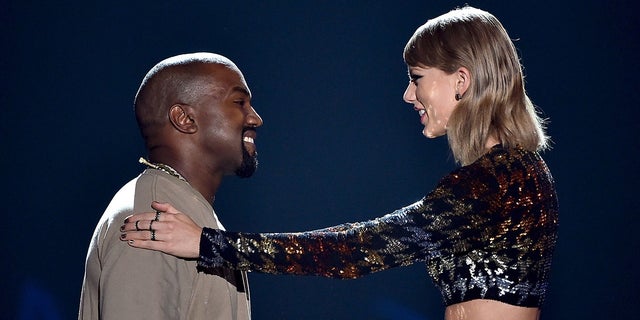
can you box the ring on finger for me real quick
[151,230,156,241]
[135,220,141,231]
[149,219,155,231]
[154,210,161,222]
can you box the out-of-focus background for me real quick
[2,1,638,319]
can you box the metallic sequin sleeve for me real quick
[197,146,558,307]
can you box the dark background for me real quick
[2,1,638,319]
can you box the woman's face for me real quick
[403,65,460,138]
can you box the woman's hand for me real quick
[120,201,202,259]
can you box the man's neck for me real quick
[148,154,222,204]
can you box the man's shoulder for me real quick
[136,170,220,229]
[98,169,216,229]
[100,170,188,221]
[101,176,141,221]
[137,169,195,198]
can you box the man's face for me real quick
[193,64,263,178]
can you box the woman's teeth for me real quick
[243,137,254,144]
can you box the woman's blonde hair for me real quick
[404,6,549,165]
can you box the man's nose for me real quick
[247,107,263,127]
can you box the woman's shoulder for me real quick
[467,144,544,173]
[436,145,545,193]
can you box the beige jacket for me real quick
[79,169,250,320]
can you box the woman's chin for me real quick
[423,128,445,138]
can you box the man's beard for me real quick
[235,144,258,178]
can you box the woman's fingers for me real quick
[125,238,166,252]
[122,201,180,231]
[123,212,156,224]
[119,201,202,258]
[120,221,161,237]
[120,229,156,241]
[120,223,174,254]
[151,201,179,214]
[121,217,153,232]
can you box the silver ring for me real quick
[135,220,141,231]
[151,230,156,241]
[154,210,161,222]
[149,220,155,231]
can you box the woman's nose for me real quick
[403,82,416,103]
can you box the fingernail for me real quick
[124,218,129,223]
[120,225,125,232]
[120,234,126,240]
[128,240,134,245]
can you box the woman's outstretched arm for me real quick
[121,199,436,278]
[121,161,501,279]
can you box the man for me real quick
[79,52,263,319]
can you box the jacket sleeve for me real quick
[197,163,502,278]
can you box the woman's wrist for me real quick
[196,227,221,271]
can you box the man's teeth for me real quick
[418,109,426,116]
[243,137,254,144]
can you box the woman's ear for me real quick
[168,104,197,134]
[456,67,471,97]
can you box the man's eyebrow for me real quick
[231,86,251,97]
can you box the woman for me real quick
[121,6,558,319]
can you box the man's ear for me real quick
[456,67,471,96]
[168,104,197,134]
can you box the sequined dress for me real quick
[197,145,558,307]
